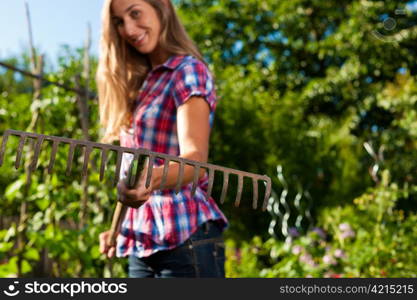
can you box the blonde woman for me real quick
[97,0,228,278]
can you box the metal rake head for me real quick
[0,129,272,210]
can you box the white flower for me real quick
[334,249,346,258]
[338,223,352,232]
[323,254,337,265]
[292,245,303,255]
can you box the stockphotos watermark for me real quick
[2,280,127,297]
[372,9,407,43]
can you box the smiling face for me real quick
[111,0,163,57]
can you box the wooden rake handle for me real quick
[106,201,127,248]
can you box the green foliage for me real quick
[225,169,417,277]
[0,47,127,277]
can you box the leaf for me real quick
[5,179,24,201]
[90,245,101,259]
[44,224,55,240]
[4,226,16,241]
[21,259,32,274]
[31,212,45,231]
[24,248,40,261]
[36,198,50,211]
[0,242,13,253]
[0,256,18,277]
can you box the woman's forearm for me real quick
[150,151,207,191]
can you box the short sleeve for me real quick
[172,59,217,113]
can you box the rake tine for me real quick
[0,131,10,166]
[15,135,27,169]
[145,154,155,189]
[66,142,76,175]
[175,160,185,194]
[234,174,243,207]
[25,161,34,187]
[159,158,169,190]
[205,168,215,201]
[99,148,108,181]
[262,176,272,211]
[29,136,45,173]
[132,152,148,189]
[252,178,259,210]
[191,165,200,197]
[114,149,123,186]
[220,172,229,204]
[128,152,139,188]
[24,138,37,186]
[48,139,59,174]
[81,145,92,180]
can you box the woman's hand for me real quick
[99,230,115,258]
[117,167,153,208]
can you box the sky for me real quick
[0,0,103,62]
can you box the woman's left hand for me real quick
[117,168,153,208]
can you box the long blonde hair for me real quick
[96,0,204,143]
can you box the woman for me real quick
[97,0,228,278]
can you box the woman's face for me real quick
[111,0,162,55]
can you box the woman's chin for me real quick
[132,38,156,54]
[133,45,154,55]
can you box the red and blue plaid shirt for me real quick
[116,55,228,258]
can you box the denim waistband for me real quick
[183,220,224,247]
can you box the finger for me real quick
[100,244,108,254]
[123,188,139,198]
[117,180,127,194]
[107,246,115,258]
[99,232,106,241]
[119,194,142,208]
[129,203,143,209]
[120,197,136,207]
[99,232,108,252]
[124,191,151,202]
[121,197,145,209]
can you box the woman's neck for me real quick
[148,45,170,68]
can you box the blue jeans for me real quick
[128,221,225,278]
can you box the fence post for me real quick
[16,2,45,277]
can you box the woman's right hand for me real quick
[99,230,115,258]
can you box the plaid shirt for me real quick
[116,55,228,258]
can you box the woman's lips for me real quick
[133,33,146,46]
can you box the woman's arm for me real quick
[152,95,210,187]
[118,96,210,207]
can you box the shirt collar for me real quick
[160,54,187,70]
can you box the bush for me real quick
[226,170,417,277]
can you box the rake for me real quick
[0,129,272,248]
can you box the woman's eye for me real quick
[113,18,123,27]
[130,10,141,18]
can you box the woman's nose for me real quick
[123,20,138,39]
